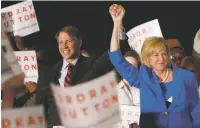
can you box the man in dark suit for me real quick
[35,25,129,127]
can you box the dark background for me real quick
[2,1,200,66]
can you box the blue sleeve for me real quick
[108,50,141,88]
[187,74,200,111]
[191,104,200,128]
[186,74,200,127]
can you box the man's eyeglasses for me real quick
[170,56,183,62]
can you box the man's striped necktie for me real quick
[64,63,74,87]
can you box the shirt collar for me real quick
[61,57,79,70]
[118,81,125,89]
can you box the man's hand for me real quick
[25,81,37,93]
[109,4,125,24]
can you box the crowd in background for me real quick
[1,3,200,128]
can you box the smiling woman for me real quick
[140,37,173,83]
[108,4,200,128]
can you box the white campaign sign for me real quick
[1,31,23,84]
[1,105,46,128]
[116,105,140,128]
[51,71,120,128]
[1,1,40,37]
[13,51,38,83]
[126,19,163,55]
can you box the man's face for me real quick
[170,47,185,67]
[57,32,81,60]
[170,52,184,67]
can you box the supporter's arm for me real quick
[108,4,140,88]
[76,10,129,83]
[13,82,37,107]
[1,73,25,108]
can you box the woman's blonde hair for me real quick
[140,36,170,67]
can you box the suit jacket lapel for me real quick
[143,67,167,111]
[143,66,184,112]
[52,55,89,86]
[150,67,182,112]
[52,60,63,85]
[168,67,182,111]
[70,55,88,85]
[70,55,87,76]
[151,70,167,111]
[76,55,87,64]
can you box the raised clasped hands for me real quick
[109,4,125,24]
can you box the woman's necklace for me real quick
[159,69,169,83]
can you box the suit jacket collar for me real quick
[61,57,79,71]
[53,55,86,72]
[150,68,167,111]
[145,66,182,112]
[167,66,183,112]
[52,55,87,85]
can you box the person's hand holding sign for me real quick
[25,81,37,93]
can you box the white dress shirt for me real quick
[58,58,79,88]
[117,81,140,106]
